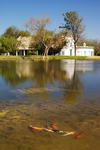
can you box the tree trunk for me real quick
[74,43,77,56]
[44,46,49,56]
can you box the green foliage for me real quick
[3,26,31,38]
[18,30,31,37]
[78,39,100,56]
[60,11,84,55]
[0,36,19,53]
[30,29,54,54]
[85,40,100,56]
[3,26,19,38]
[62,11,84,42]
[0,26,30,54]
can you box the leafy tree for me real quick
[3,26,19,38]
[0,36,19,53]
[48,31,66,55]
[85,40,100,56]
[3,26,31,38]
[60,11,84,55]
[18,30,31,37]
[30,29,53,55]
[30,30,66,55]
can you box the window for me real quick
[62,51,65,55]
[70,49,72,56]
[91,51,93,56]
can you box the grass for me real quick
[0,55,100,61]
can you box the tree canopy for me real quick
[0,36,19,53]
[60,11,84,55]
[3,26,19,38]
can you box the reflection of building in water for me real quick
[16,60,33,78]
[76,60,94,72]
[61,59,75,80]
[61,59,94,79]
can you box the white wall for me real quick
[76,48,94,56]
[60,47,94,56]
[60,47,75,56]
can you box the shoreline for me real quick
[0,55,100,61]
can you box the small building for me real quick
[60,37,94,56]
[16,36,32,56]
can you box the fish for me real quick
[29,125,75,136]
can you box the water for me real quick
[0,59,100,150]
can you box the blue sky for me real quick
[0,0,100,40]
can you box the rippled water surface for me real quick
[0,59,100,150]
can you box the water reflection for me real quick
[0,61,28,87]
[0,60,100,150]
[0,59,99,104]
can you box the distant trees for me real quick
[3,26,19,38]
[3,26,31,38]
[60,11,84,56]
[0,26,31,54]
[0,36,19,54]
[1,12,100,56]
[18,30,31,37]
[84,40,100,56]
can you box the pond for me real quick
[0,59,100,150]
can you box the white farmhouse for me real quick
[60,37,94,56]
[17,36,32,56]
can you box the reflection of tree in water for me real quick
[0,61,28,87]
[25,60,83,105]
[31,60,67,87]
[0,60,67,87]
[0,60,83,104]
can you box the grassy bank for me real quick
[0,55,100,61]
[0,56,22,61]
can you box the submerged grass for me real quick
[0,110,9,116]
[0,102,99,150]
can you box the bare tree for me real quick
[24,16,50,34]
[24,16,52,55]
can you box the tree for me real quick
[49,31,66,55]
[18,30,31,37]
[30,29,54,55]
[3,26,19,38]
[0,36,19,54]
[60,11,84,56]
[24,16,53,55]
[30,29,66,56]
[24,16,66,56]
[24,16,50,34]
[3,26,31,38]
[85,39,100,56]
